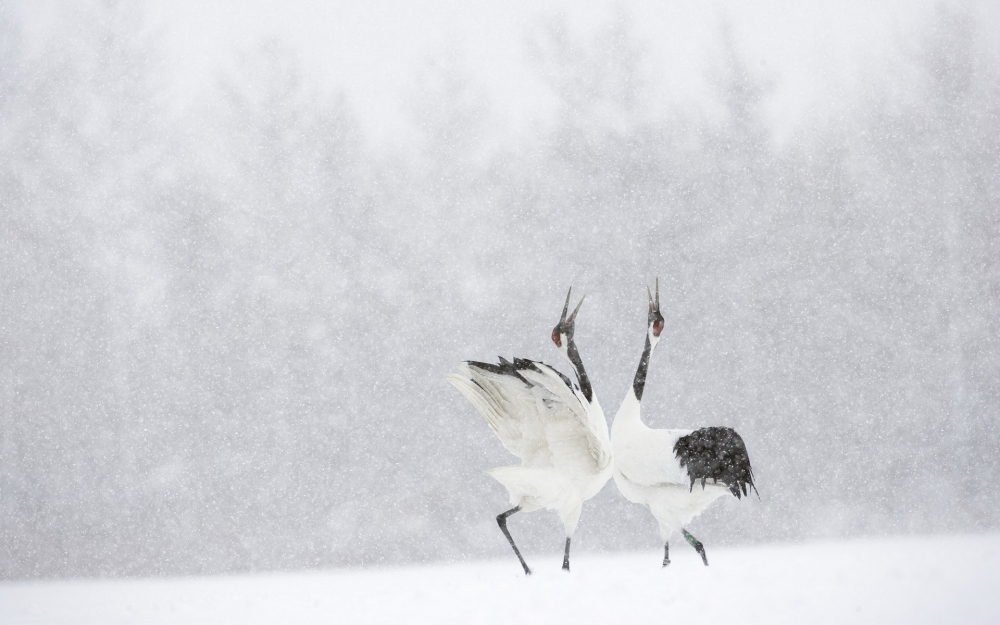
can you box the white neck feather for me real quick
[611,387,645,437]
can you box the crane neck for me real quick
[613,332,654,435]
[612,385,642,434]
[632,334,653,401]
[566,339,594,404]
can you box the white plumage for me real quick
[612,393,732,543]
[611,280,755,567]
[448,290,612,574]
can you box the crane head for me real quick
[551,287,585,357]
[647,277,664,343]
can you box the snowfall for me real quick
[2,533,997,625]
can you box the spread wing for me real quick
[448,357,611,474]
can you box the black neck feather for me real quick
[566,340,593,404]
[632,334,652,401]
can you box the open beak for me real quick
[568,293,585,323]
[647,278,660,313]
[561,287,585,325]
[560,287,572,323]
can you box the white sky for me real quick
[25,1,1000,146]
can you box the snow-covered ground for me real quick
[2,534,998,625]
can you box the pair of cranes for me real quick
[448,283,756,574]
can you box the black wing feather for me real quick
[466,358,530,385]
[673,427,757,499]
[465,357,576,394]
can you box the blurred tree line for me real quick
[1,1,998,579]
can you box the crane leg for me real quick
[662,542,671,567]
[682,529,708,566]
[497,506,532,575]
[562,537,571,571]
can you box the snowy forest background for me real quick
[2,0,999,580]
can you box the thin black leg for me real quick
[562,537,571,571]
[662,541,671,567]
[682,529,708,566]
[497,506,531,575]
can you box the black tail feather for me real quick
[675,427,757,499]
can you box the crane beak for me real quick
[567,293,586,324]
[648,279,661,313]
[560,287,572,323]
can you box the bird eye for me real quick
[653,319,664,337]
[551,329,562,347]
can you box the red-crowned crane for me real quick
[611,279,756,567]
[448,289,612,574]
